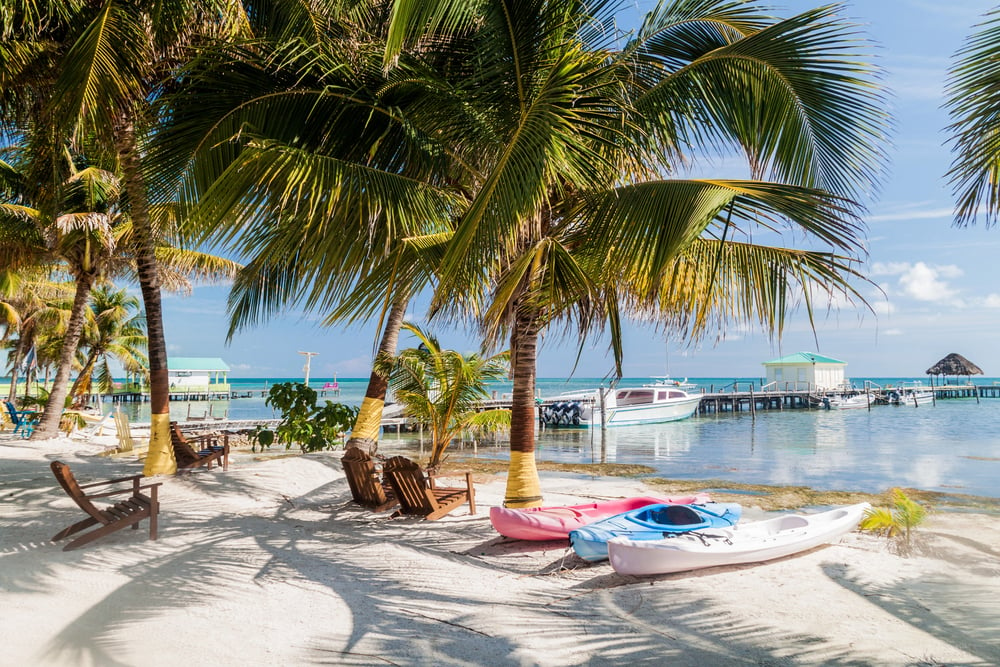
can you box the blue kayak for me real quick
[569,502,742,562]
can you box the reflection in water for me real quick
[495,402,1000,498]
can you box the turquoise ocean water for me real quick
[118,376,1000,499]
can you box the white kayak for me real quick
[607,502,870,576]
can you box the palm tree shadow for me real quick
[821,560,1000,664]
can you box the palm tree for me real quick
[3,0,250,465]
[380,0,888,506]
[0,143,239,439]
[152,4,463,455]
[70,285,147,403]
[155,0,887,506]
[945,7,1000,225]
[381,323,509,467]
[0,270,73,401]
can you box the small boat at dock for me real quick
[823,393,873,410]
[540,384,702,427]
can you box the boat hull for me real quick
[602,396,702,426]
[569,502,742,562]
[489,494,711,541]
[541,386,702,428]
[608,502,870,576]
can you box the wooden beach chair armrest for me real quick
[78,474,145,489]
[83,481,162,500]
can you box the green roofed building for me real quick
[762,352,847,391]
[167,357,230,394]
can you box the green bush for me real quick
[265,382,359,452]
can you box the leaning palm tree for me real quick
[382,0,888,506]
[153,4,464,455]
[380,323,509,467]
[945,6,1000,226]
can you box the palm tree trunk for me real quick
[503,312,543,508]
[7,342,24,402]
[32,275,93,439]
[117,119,176,475]
[346,296,408,455]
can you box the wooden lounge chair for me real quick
[383,456,476,520]
[49,461,161,551]
[4,400,38,438]
[170,422,229,471]
[341,446,397,512]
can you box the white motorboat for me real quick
[823,393,872,410]
[540,385,702,427]
[607,502,870,576]
[645,376,700,392]
[887,383,934,407]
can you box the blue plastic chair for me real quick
[4,401,38,438]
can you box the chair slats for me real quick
[383,456,476,521]
[49,461,161,551]
[341,447,398,511]
[170,423,229,471]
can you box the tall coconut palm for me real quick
[381,322,509,467]
[3,0,250,466]
[945,6,1000,225]
[380,0,888,506]
[152,5,465,454]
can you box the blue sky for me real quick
[160,1,1000,380]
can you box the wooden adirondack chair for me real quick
[49,461,161,551]
[341,446,397,511]
[113,410,141,452]
[383,456,476,520]
[4,400,38,438]
[170,423,229,471]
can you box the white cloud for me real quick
[869,262,961,303]
[868,208,953,223]
[883,328,904,336]
[982,294,1000,308]
[899,262,960,301]
[870,261,911,276]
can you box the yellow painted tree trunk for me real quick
[346,297,408,455]
[503,313,543,508]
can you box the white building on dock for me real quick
[762,352,847,391]
[168,357,231,396]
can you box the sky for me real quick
[158,1,1000,380]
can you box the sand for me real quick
[1,432,998,667]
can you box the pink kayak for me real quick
[490,494,712,541]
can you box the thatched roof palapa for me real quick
[925,353,984,376]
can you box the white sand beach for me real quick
[2,434,998,666]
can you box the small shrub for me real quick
[249,425,275,452]
[265,382,359,452]
[859,488,927,555]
